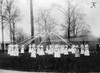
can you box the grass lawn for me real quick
[0,52,100,72]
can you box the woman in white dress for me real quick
[64,45,69,55]
[48,45,54,55]
[7,44,11,55]
[13,44,16,56]
[75,45,80,57]
[71,44,76,54]
[37,45,40,55]
[38,45,45,56]
[10,44,14,56]
[68,47,72,54]
[28,44,32,53]
[31,44,36,58]
[21,45,24,53]
[54,45,61,58]
[14,44,19,56]
[84,44,90,56]
[38,45,45,70]
[60,45,65,55]
[80,44,85,55]
[54,45,61,70]
[45,46,49,54]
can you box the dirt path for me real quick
[0,69,54,73]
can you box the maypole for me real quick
[30,0,34,44]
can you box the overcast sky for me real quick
[16,0,100,36]
[0,0,100,41]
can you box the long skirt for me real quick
[84,50,90,56]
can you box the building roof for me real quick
[70,36,98,42]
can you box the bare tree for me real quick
[35,9,57,46]
[0,0,10,51]
[3,0,21,44]
[70,11,90,37]
[11,8,20,44]
[55,0,91,41]
[15,28,28,44]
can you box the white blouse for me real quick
[64,48,69,55]
[21,45,24,53]
[54,49,61,58]
[38,48,45,56]
[80,44,85,54]
[75,49,80,57]
[71,45,76,54]
[31,48,36,58]
[28,45,32,53]
[84,44,90,56]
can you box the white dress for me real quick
[13,45,16,56]
[54,49,61,58]
[28,45,32,53]
[60,47,64,54]
[80,44,85,54]
[14,44,19,56]
[84,44,90,56]
[48,49,53,55]
[31,48,36,58]
[10,45,14,56]
[7,45,11,55]
[71,45,76,54]
[68,48,72,53]
[38,48,45,56]
[21,45,24,53]
[75,49,80,57]
[37,47,40,55]
[48,46,54,55]
[45,46,49,54]
[64,48,69,55]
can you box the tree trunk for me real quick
[0,0,4,52]
[12,20,15,44]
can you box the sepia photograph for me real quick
[0,0,100,73]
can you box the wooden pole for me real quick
[30,0,34,44]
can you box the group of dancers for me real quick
[7,44,90,57]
